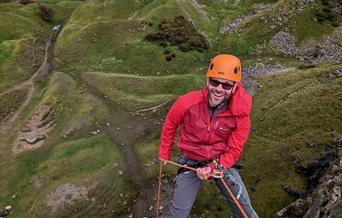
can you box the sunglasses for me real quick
[209,79,235,90]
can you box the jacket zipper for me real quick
[206,120,219,159]
[219,127,230,132]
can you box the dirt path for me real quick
[75,72,170,217]
[0,25,62,127]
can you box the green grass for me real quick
[0,3,51,42]
[55,18,210,75]
[67,0,151,25]
[212,0,340,62]
[0,86,28,121]
[81,72,205,111]
[9,134,128,217]
[55,0,230,75]
[240,62,342,216]
[41,1,84,24]
[0,0,81,93]
[0,38,45,93]
[286,7,336,44]
[37,71,110,143]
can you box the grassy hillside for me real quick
[0,0,341,217]
[242,62,342,216]
[0,1,82,93]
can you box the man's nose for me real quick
[214,84,225,91]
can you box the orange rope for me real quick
[220,177,248,218]
[156,161,163,218]
[164,160,197,171]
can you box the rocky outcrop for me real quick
[12,105,55,154]
[269,31,298,56]
[242,64,291,96]
[330,69,342,79]
[269,27,342,63]
[274,154,342,218]
[220,14,255,34]
[0,205,12,217]
[46,183,89,217]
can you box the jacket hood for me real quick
[203,83,252,116]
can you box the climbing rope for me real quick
[156,162,163,218]
[156,159,248,218]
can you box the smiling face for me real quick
[207,77,236,107]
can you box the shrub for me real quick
[37,2,54,22]
[145,16,208,53]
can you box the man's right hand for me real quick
[159,158,168,165]
[196,166,212,180]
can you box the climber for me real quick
[159,54,259,218]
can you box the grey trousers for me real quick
[169,168,259,218]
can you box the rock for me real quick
[46,183,89,215]
[330,69,342,78]
[269,26,342,63]
[17,0,33,5]
[269,30,298,56]
[220,14,254,34]
[0,208,9,217]
[332,186,341,197]
[275,157,342,217]
[25,135,45,144]
[332,164,340,174]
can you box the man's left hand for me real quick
[196,166,212,180]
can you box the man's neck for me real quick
[209,100,228,120]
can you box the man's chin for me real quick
[209,98,224,107]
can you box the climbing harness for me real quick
[156,159,248,218]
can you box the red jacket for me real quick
[159,83,252,169]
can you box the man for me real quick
[159,54,259,218]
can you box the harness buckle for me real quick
[212,168,224,178]
[211,159,225,178]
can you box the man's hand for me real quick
[159,158,168,165]
[196,166,212,180]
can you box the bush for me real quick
[145,16,208,53]
[37,2,54,22]
[165,54,172,61]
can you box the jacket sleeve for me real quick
[159,96,186,160]
[219,115,251,169]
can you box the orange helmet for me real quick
[206,54,242,82]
